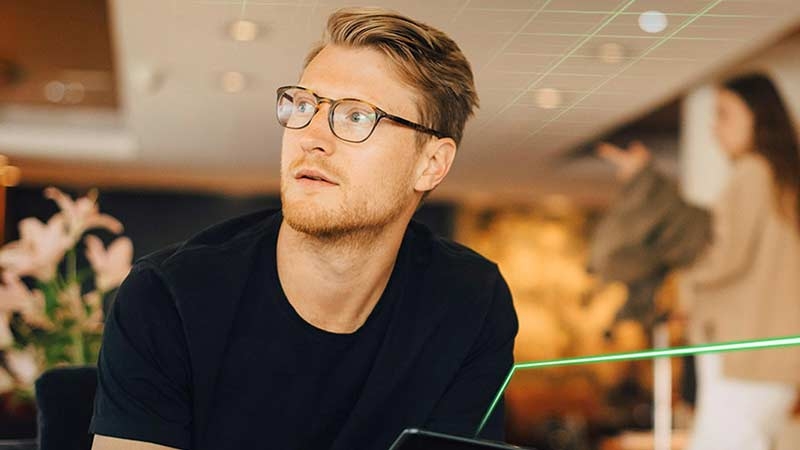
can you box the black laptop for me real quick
[388,429,532,450]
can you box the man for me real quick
[91,7,518,450]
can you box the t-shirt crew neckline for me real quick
[262,212,409,341]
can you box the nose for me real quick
[298,102,335,155]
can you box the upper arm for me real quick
[90,264,193,449]
[424,271,519,440]
[92,435,179,450]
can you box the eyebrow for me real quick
[298,84,416,119]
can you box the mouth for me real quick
[294,169,339,186]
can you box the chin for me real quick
[281,194,336,234]
[282,196,411,240]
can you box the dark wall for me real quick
[7,185,456,258]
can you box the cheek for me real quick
[726,116,750,149]
[714,115,735,143]
[280,133,295,165]
[740,116,755,144]
[717,120,731,142]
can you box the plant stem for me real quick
[67,248,78,285]
[71,328,87,365]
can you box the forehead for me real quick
[299,45,420,119]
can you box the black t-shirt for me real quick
[90,211,518,450]
[207,216,406,449]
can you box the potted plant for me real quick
[0,187,133,439]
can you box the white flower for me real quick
[84,235,133,292]
[0,272,45,348]
[44,187,123,245]
[5,348,39,388]
[0,314,14,349]
[0,215,71,281]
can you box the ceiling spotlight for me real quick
[638,10,668,34]
[221,71,246,93]
[44,81,66,103]
[44,80,89,104]
[130,66,166,95]
[535,88,562,109]
[598,42,626,64]
[64,82,86,104]
[229,20,259,41]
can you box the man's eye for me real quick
[297,101,314,113]
[348,110,373,124]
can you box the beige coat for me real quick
[680,153,800,384]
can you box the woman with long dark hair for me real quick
[595,73,800,450]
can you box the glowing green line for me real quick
[476,0,555,76]
[450,0,472,25]
[521,0,723,143]
[516,32,745,41]
[477,0,638,129]
[536,10,775,18]
[500,53,704,62]
[474,366,516,438]
[474,334,800,437]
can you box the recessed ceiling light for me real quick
[229,20,259,41]
[44,80,87,104]
[130,66,166,95]
[44,81,66,103]
[221,71,246,93]
[535,88,562,109]
[64,82,85,104]
[639,10,668,34]
[598,42,625,64]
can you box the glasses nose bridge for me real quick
[300,94,336,138]
[315,95,336,114]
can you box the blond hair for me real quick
[304,7,479,147]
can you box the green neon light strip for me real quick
[474,334,800,437]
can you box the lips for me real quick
[294,169,339,186]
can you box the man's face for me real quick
[280,45,427,238]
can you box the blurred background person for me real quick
[593,73,800,450]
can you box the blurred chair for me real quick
[35,366,97,450]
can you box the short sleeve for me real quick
[89,263,193,449]
[424,271,519,441]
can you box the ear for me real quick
[414,137,457,194]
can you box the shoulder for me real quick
[116,209,280,317]
[138,208,279,271]
[405,221,518,343]
[717,153,775,210]
[407,221,511,325]
[409,220,501,281]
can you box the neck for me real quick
[276,217,409,334]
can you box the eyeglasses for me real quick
[276,85,448,143]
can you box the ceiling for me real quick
[2,0,800,205]
[0,0,117,108]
